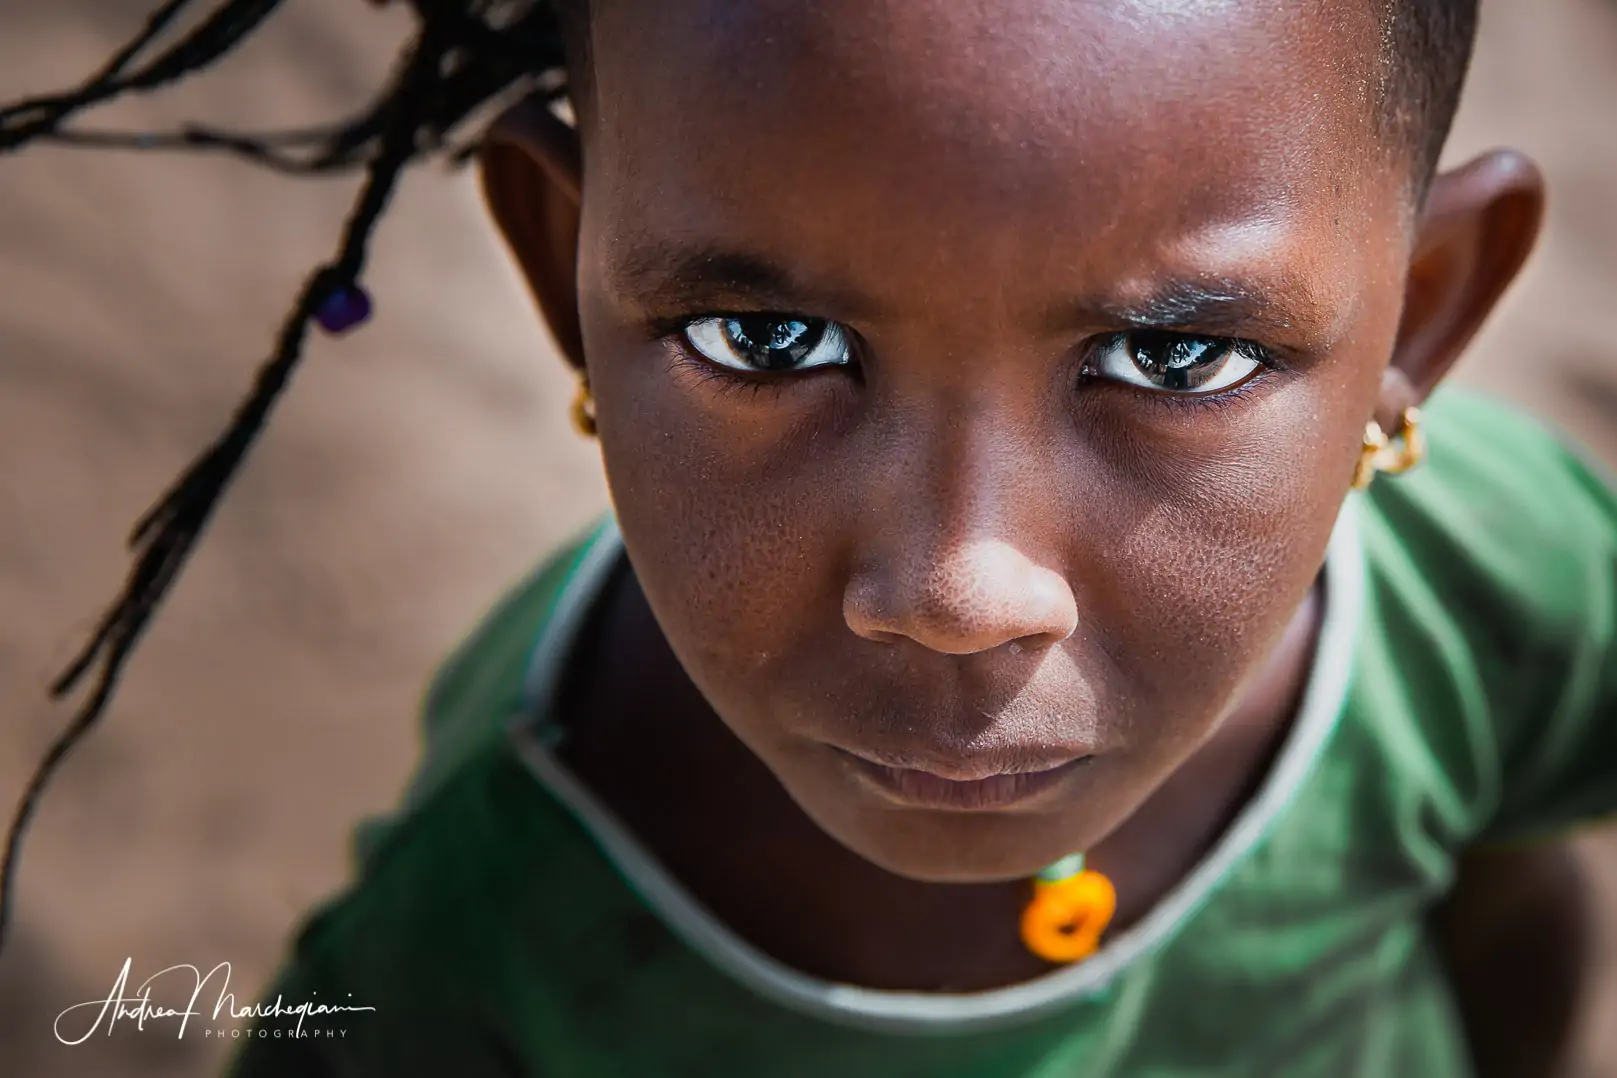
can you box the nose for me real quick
[844,536,1079,656]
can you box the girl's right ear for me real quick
[478,96,587,371]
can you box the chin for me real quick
[845,819,1065,883]
[801,785,1105,884]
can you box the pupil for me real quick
[1131,332,1227,391]
[723,316,823,371]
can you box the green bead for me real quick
[1035,853,1085,882]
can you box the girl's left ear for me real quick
[1380,150,1545,420]
[478,95,587,371]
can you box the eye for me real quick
[683,315,852,374]
[1087,330,1266,395]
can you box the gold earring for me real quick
[1351,406,1424,490]
[570,374,597,438]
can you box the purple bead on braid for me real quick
[314,282,373,334]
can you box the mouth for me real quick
[832,746,1095,812]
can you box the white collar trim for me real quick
[506,499,1366,1035]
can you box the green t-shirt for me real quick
[226,389,1617,1077]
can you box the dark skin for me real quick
[478,0,1576,1072]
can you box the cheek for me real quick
[588,334,846,701]
[1080,386,1348,724]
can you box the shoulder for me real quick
[1357,388,1617,658]
[290,744,599,992]
[1351,388,1617,841]
[1361,388,1617,591]
[233,740,687,1074]
[231,566,665,1073]
[341,510,622,931]
[226,748,573,1074]
[228,518,639,1068]
[376,515,615,829]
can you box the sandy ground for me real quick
[0,2,1614,1075]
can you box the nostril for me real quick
[864,627,908,646]
[1007,630,1065,656]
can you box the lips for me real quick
[833,746,1094,812]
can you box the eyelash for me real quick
[663,346,801,402]
[655,315,1284,410]
[1143,367,1271,415]
[1077,331,1286,411]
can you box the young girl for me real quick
[3,1,1613,1075]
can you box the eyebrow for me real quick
[608,243,881,320]
[1070,277,1312,340]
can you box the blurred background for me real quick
[0,1,1614,1075]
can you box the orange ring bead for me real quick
[1020,870,1117,963]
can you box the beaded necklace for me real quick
[1020,854,1116,963]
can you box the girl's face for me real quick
[554,0,1408,881]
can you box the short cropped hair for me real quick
[1379,0,1481,189]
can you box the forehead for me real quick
[580,0,1392,323]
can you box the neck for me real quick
[552,559,1324,992]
